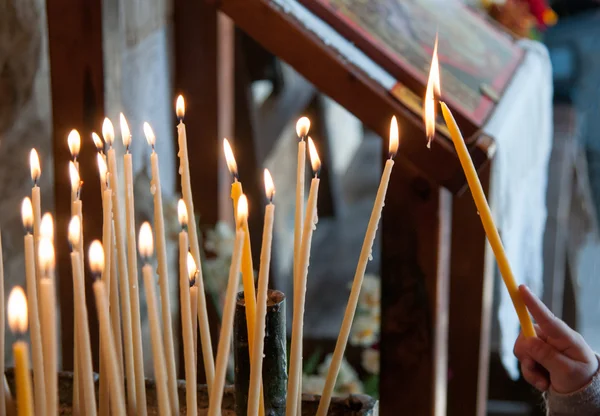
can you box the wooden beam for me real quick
[447,164,494,416]
[46,0,105,370]
[381,159,452,415]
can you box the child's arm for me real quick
[513,285,600,414]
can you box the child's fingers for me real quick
[519,285,576,342]
[523,336,572,376]
[521,357,550,391]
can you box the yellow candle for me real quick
[37,237,56,416]
[144,123,179,414]
[89,241,127,416]
[29,150,41,285]
[317,118,398,415]
[176,97,215,391]
[287,139,321,416]
[440,102,536,337]
[178,205,197,415]
[208,197,246,416]
[103,117,137,414]
[248,170,276,416]
[120,113,148,415]
[20,199,46,416]
[139,223,171,416]
[8,287,34,416]
[69,217,97,416]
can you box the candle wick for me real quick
[189,275,196,288]
[233,173,240,182]
[151,144,155,152]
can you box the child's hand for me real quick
[513,285,598,394]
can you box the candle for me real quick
[317,118,399,415]
[139,223,171,416]
[89,241,126,416]
[144,123,179,414]
[110,223,124,377]
[103,117,137,414]
[223,140,258,365]
[286,138,321,416]
[440,102,536,337]
[38,236,57,416]
[8,287,34,416]
[176,97,215,390]
[0,227,4,416]
[20,199,46,416]
[208,196,246,416]
[190,277,198,366]
[29,150,41,277]
[247,169,276,416]
[68,217,97,416]
[178,200,198,415]
[92,132,105,155]
[120,113,148,415]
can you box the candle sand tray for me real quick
[5,370,379,415]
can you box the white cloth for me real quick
[484,40,553,378]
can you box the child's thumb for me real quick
[525,337,570,375]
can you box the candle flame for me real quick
[7,287,28,335]
[21,197,33,231]
[30,149,40,183]
[307,137,321,174]
[389,116,399,158]
[68,216,81,248]
[187,252,197,286]
[92,132,104,152]
[97,153,108,185]
[223,139,238,178]
[120,113,131,149]
[237,194,249,226]
[424,35,441,148]
[40,213,54,241]
[88,240,105,277]
[296,117,311,138]
[177,199,188,227]
[176,95,185,119]
[68,129,81,158]
[69,161,81,195]
[38,237,55,275]
[264,169,275,201]
[102,118,115,146]
[143,122,156,147]
[138,222,154,259]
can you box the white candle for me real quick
[139,223,171,416]
[248,170,276,416]
[286,139,321,416]
[110,222,124,378]
[89,241,126,416]
[103,117,137,415]
[29,149,42,285]
[317,117,399,416]
[69,217,97,416]
[208,196,246,416]
[38,237,57,416]
[20,199,46,416]
[144,123,179,414]
[176,97,215,391]
[120,113,148,416]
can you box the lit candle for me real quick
[177,200,198,415]
[20,199,46,416]
[144,123,179,414]
[176,97,215,390]
[440,102,536,337]
[29,150,41,276]
[38,236,57,416]
[423,35,440,149]
[286,138,321,416]
[8,287,34,416]
[110,223,124,378]
[190,267,198,366]
[137,223,170,416]
[68,217,97,416]
[103,117,137,415]
[317,118,399,415]
[68,129,81,169]
[208,196,246,416]
[120,113,148,415]
[92,132,105,156]
[89,241,126,416]
[248,170,276,416]
[0,218,4,416]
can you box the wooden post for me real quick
[46,0,105,370]
[447,164,494,416]
[381,159,452,416]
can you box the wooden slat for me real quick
[447,164,494,416]
[381,159,452,416]
[46,0,105,370]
